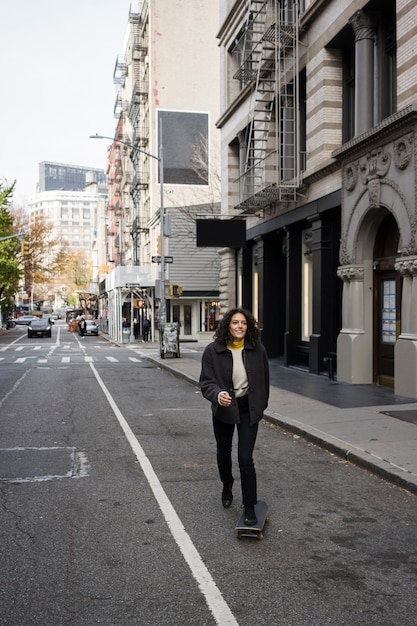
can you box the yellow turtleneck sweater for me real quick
[227,338,248,398]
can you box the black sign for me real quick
[152,256,173,263]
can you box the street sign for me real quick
[152,256,173,263]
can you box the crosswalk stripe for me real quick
[62,357,70,363]
[84,356,93,362]
[15,358,26,363]
[128,357,142,362]
[106,356,118,362]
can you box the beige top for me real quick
[230,347,248,398]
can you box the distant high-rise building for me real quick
[38,161,107,193]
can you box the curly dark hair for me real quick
[214,308,261,346]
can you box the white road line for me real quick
[0,369,30,409]
[105,356,118,362]
[33,346,41,351]
[128,357,142,362]
[15,346,24,352]
[89,362,238,626]
[15,358,26,363]
[37,359,48,363]
[84,356,93,362]
[62,357,70,363]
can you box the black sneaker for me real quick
[221,479,234,508]
[244,506,257,526]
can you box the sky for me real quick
[0,0,134,206]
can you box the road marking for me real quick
[84,356,93,362]
[37,359,48,363]
[15,346,24,352]
[105,356,118,362]
[62,357,70,363]
[15,358,26,363]
[89,363,239,626]
[33,346,41,351]
[0,369,30,409]
[128,357,142,362]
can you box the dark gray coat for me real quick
[199,339,270,426]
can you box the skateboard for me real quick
[235,500,269,540]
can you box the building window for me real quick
[203,301,220,332]
[158,110,209,185]
[301,228,312,342]
[330,0,396,142]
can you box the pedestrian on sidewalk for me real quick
[199,308,269,526]
[143,318,151,342]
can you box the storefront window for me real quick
[203,301,220,332]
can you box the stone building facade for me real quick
[217,0,417,397]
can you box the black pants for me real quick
[212,397,258,506]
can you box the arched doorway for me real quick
[373,213,401,386]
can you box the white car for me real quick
[15,315,39,325]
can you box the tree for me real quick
[0,181,22,317]
[17,213,69,307]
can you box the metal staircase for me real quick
[233,0,301,214]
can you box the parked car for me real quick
[15,315,39,325]
[28,318,52,338]
[78,320,98,336]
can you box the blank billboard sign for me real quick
[196,219,246,248]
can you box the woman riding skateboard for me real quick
[199,308,270,526]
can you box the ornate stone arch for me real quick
[341,179,414,265]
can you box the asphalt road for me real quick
[0,323,416,625]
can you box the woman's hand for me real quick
[218,391,233,407]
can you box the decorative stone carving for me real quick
[348,10,377,42]
[360,147,391,184]
[393,133,413,170]
[339,240,352,267]
[337,265,364,281]
[395,256,417,276]
[344,161,359,192]
[358,147,391,208]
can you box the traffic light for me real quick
[169,284,183,297]
[21,240,29,255]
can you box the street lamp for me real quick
[90,133,166,327]
[0,232,27,242]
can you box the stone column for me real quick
[336,264,372,383]
[349,10,377,135]
[394,257,417,398]
[219,247,236,314]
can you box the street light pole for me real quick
[90,133,166,328]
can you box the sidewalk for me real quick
[126,337,417,495]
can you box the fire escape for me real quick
[233,0,301,214]
[128,9,150,264]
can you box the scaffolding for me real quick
[233,0,301,214]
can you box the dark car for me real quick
[78,320,98,336]
[28,318,52,338]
